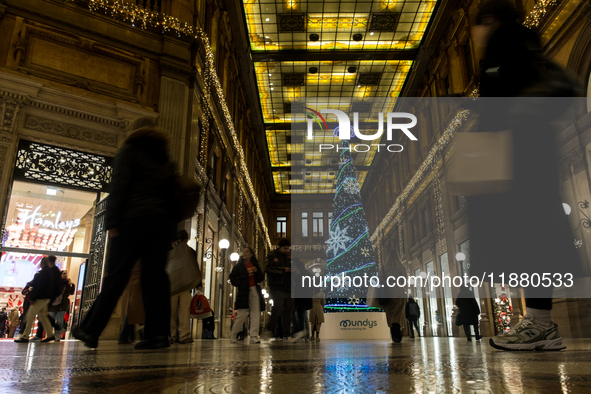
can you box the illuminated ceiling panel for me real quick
[274,170,368,194]
[256,60,411,123]
[241,0,440,193]
[243,0,437,51]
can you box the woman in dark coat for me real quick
[382,250,407,343]
[455,287,481,341]
[467,0,581,351]
[229,246,265,343]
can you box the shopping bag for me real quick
[190,294,213,319]
[446,131,514,196]
[166,243,202,296]
[366,285,382,308]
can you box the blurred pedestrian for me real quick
[7,308,19,338]
[73,117,178,350]
[48,270,75,341]
[469,0,581,351]
[261,239,293,341]
[405,297,421,338]
[455,287,481,341]
[382,250,406,343]
[309,289,325,342]
[170,230,197,345]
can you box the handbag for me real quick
[173,176,201,221]
[166,243,202,296]
[446,130,514,196]
[455,312,463,326]
[52,287,66,306]
[365,285,382,308]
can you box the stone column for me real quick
[158,76,189,168]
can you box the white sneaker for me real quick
[290,331,306,343]
[489,314,565,351]
[249,336,260,344]
[260,330,273,340]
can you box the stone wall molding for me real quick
[9,19,148,104]
[23,114,118,147]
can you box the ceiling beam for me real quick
[273,166,372,172]
[251,50,419,63]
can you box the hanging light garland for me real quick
[61,0,271,248]
[524,0,558,29]
[370,110,469,244]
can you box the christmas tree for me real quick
[491,286,513,334]
[324,139,380,312]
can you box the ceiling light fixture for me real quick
[309,67,318,73]
[352,34,363,41]
[347,67,357,73]
[309,33,319,41]
[265,18,270,22]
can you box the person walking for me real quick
[382,250,407,343]
[405,297,421,338]
[15,256,57,343]
[0,308,7,338]
[467,0,582,351]
[73,117,178,350]
[309,289,325,342]
[261,239,293,341]
[170,230,197,345]
[48,270,75,341]
[455,287,481,341]
[7,308,19,338]
[291,258,312,342]
[229,246,265,344]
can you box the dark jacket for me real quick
[229,259,265,311]
[467,21,582,283]
[405,299,420,321]
[105,127,177,233]
[455,288,480,325]
[49,280,75,313]
[265,250,291,293]
[292,259,313,310]
[28,267,56,301]
[0,312,7,325]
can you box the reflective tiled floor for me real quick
[1,338,591,393]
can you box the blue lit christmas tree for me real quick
[325,139,380,312]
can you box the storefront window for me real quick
[0,181,97,289]
[439,253,454,336]
[426,261,439,336]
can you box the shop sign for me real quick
[16,205,81,231]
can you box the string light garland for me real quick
[370,110,470,244]
[524,0,558,29]
[61,0,272,248]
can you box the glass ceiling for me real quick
[241,0,439,193]
[244,0,437,51]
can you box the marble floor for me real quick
[1,337,591,393]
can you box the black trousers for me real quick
[81,216,173,340]
[18,302,30,334]
[266,289,293,335]
[463,323,480,339]
[408,320,420,337]
[35,314,58,338]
